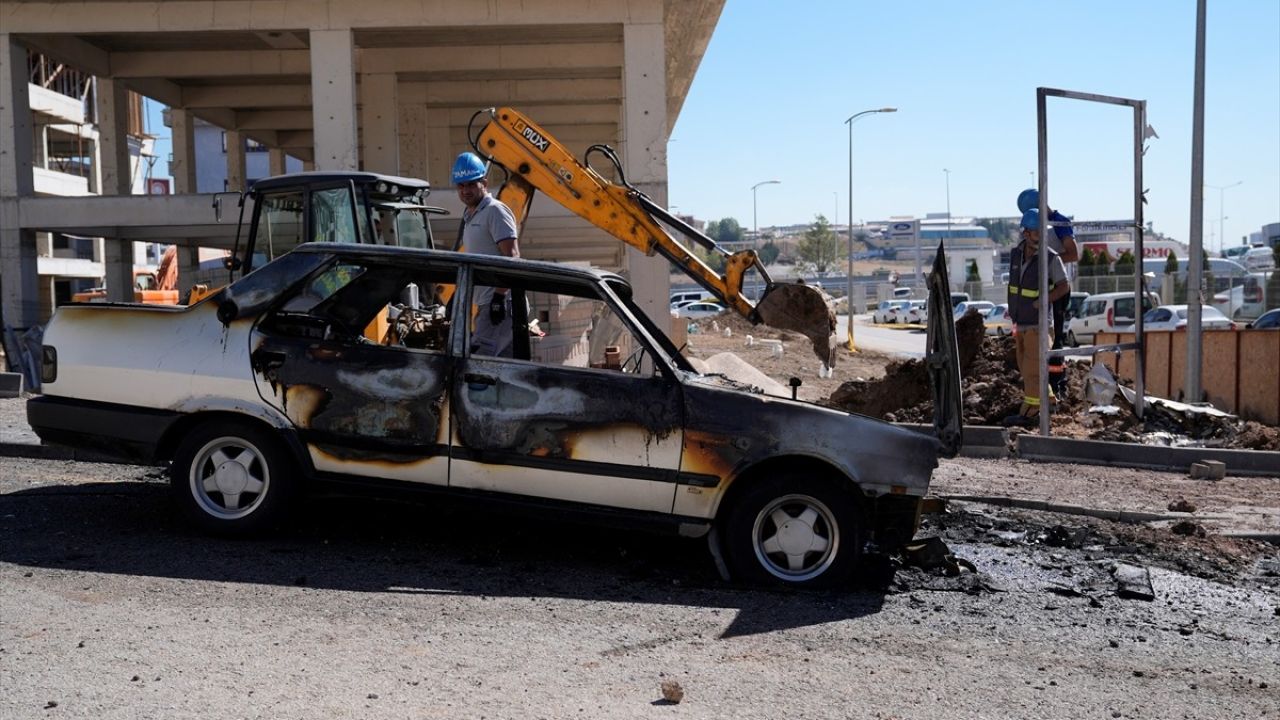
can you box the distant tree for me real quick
[796,214,842,273]
[1164,250,1179,276]
[758,241,781,266]
[966,259,981,282]
[1114,250,1136,276]
[707,217,744,245]
[1078,247,1097,275]
[976,217,1016,245]
[693,245,725,273]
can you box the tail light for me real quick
[41,346,57,384]
[1106,307,1114,327]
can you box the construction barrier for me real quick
[1096,330,1280,425]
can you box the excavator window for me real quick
[312,187,361,245]
[256,191,305,267]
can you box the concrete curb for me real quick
[895,423,1010,459]
[940,494,1189,523]
[1015,434,1280,478]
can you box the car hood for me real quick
[925,245,964,458]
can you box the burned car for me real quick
[28,244,961,587]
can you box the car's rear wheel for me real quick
[170,420,296,536]
[722,473,863,588]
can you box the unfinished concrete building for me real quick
[1,0,725,337]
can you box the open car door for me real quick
[925,245,963,457]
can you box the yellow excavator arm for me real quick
[471,107,836,364]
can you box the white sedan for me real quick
[1135,305,1235,332]
[984,304,1012,336]
[675,301,728,319]
[872,299,911,324]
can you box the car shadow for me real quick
[0,479,890,637]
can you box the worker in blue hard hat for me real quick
[453,151,521,358]
[1004,208,1070,427]
[1017,188,1077,395]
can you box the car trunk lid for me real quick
[925,245,963,457]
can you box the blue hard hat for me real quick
[1020,208,1042,230]
[1017,188,1039,213]
[451,152,488,184]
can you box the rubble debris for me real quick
[1042,525,1091,549]
[820,318,1280,450]
[660,679,684,704]
[902,536,976,576]
[1189,461,1227,480]
[1171,521,1206,538]
[1167,497,1197,513]
[1112,563,1156,601]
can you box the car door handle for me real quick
[464,373,497,387]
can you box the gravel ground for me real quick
[2,392,1278,719]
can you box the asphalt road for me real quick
[2,455,1276,719]
[836,314,926,358]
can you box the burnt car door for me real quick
[926,245,964,457]
[448,266,684,513]
[249,254,460,485]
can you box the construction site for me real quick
[1,1,1277,719]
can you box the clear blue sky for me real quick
[668,0,1279,251]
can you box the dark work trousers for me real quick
[1049,293,1068,393]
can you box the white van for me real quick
[1065,291,1158,346]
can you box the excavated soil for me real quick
[821,312,1280,451]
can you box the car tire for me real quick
[170,420,297,536]
[1067,331,1078,347]
[722,473,864,588]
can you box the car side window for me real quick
[264,260,458,353]
[469,271,659,376]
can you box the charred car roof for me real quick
[291,243,629,287]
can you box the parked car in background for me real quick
[1065,292,1089,320]
[952,300,994,321]
[1247,308,1280,329]
[872,299,911,323]
[892,287,914,299]
[1128,305,1235,332]
[984,304,1012,336]
[670,290,707,307]
[949,292,970,309]
[1065,291,1159,346]
[1242,246,1276,271]
[28,242,964,589]
[675,301,727,319]
[903,299,929,324]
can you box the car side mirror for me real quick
[222,255,243,271]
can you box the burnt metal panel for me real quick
[250,333,451,467]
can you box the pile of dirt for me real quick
[825,311,1029,424]
[823,312,1280,450]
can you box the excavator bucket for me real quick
[755,283,838,366]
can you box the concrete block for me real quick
[1188,459,1227,481]
[0,372,22,398]
[1017,434,1280,477]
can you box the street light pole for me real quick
[845,107,897,353]
[751,180,781,249]
[1205,181,1242,252]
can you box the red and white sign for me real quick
[147,178,171,195]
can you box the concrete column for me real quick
[360,73,399,174]
[621,20,671,329]
[268,148,287,176]
[310,29,358,171]
[34,125,48,169]
[95,77,132,196]
[398,102,427,180]
[95,76,134,302]
[0,33,39,329]
[170,108,197,193]
[170,108,201,297]
[225,130,246,192]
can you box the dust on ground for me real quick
[681,311,894,402]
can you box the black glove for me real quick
[489,294,506,324]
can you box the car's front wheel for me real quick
[170,420,296,536]
[722,474,863,588]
